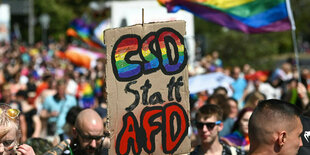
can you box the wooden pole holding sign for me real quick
[104,20,190,155]
[142,8,144,26]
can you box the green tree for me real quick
[34,0,97,41]
[194,0,310,69]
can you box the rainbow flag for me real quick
[79,82,94,109]
[94,78,103,97]
[67,18,105,48]
[159,0,294,33]
[94,19,111,43]
[63,46,105,69]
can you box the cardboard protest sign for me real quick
[104,20,190,155]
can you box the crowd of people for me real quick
[188,51,310,154]
[0,39,310,155]
[0,40,108,154]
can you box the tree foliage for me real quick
[34,0,96,41]
[31,0,310,69]
[194,0,310,69]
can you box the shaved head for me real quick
[75,109,103,130]
[249,99,303,155]
[74,109,104,155]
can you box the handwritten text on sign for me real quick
[106,22,190,155]
[111,28,187,82]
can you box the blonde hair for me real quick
[244,92,266,109]
[0,104,21,144]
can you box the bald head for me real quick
[75,109,104,134]
[74,109,105,154]
[249,99,302,153]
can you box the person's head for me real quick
[243,64,251,75]
[0,104,21,154]
[1,84,12,101]
[281,62,292,74]
[249,99,303,155]
[42,73,52,82]
[270,77,283,88]
[244,91,266,109]
[227,97,239,119]
[16,90,28,101]
[213,86,228,97]
[212,51,219,59]
[232,66,241,79]
[206,94,230,120]
[231,107,253,136]
[56,79,67,98]
[286,78,298,90]
[195,104,223,146]
[73,109,104,155]
[64,106,83,138]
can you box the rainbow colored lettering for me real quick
[111,28,187,82]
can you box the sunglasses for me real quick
[76,127,104,143]
[196,121,221,130]
[2,140,17,152]
[0,108,20,119]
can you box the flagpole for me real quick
[286,0,301,82]
[291,28,301,82]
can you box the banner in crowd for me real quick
[59,46,105,69]
[0,4,10,42]
[104,20,190,155]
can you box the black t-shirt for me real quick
[298,115,310,155]
[24,108,37,138]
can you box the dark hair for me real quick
[227,97,238,106]
[195,104,223,122]
[227,97,239,116]
[231,107,253,133]
[16,90,28,98]
[42,73,52,81]
[249,99,301,143]
[206,94,230,120]
[66,106,83,126]
[214,86,228,95]
[254,99,301,118]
